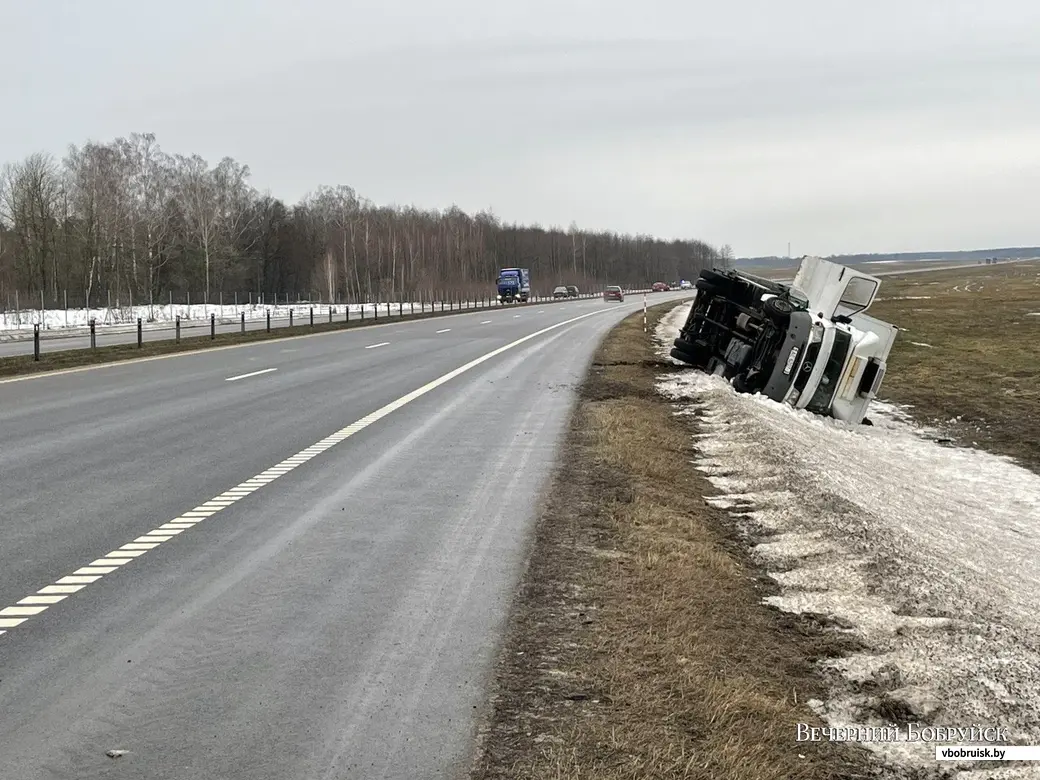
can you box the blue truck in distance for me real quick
[497,267,530,303]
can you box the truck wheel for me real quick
[763,296,795,324]
[694,278,719,295]
[671,338,710,367]
[700,269,731,287]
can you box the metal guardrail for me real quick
[9,287,657,362]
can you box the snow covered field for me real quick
[0,297,533,341]
[654,302,1040,778]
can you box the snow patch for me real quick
[654,362,1040,776]
[0,299,476,340]
[652,299,694,365]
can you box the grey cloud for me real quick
[3,0,1040,255]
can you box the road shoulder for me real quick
[469,303,875,780]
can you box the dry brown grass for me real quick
[869,260,1040,471]
[470,304,876,780]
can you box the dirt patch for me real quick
[869,260,1040,472]
[470,303,882,780]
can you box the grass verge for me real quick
[0,298,567,379]
[470,302,875,780]
[869,260,1040,472]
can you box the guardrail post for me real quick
[33,324,40,361]
[266,311,271,332]
[210,313,216,339]
[175,315,181,342]
[90,318,96,350]
[289,310,294,327]
[310,307,314,326]
[329,307,333,324]
[137,317,143,348]
[399,299,403,317]
[241,312,245,333]
[373,302,377,320]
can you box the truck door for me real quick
[792,256,882,319]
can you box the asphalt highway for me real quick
[0,290,692,779]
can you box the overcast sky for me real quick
[3,0,1039,257]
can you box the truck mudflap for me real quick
[760,310,813,404]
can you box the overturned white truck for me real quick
[669,256,898,425]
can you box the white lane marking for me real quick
[480,320,491,325]
[0,306,610,638]
[435,329,451,334]
[365,342,390,349]
[513,315,521,318]
[226,367,277,382]
[0,298,519,385]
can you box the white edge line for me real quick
[225,367,277,382]
[0,306,611,638]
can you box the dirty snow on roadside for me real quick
[0,300,443,337]
[654,303,1040,779]
[652,298,693,364]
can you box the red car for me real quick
[652,281,670,292]
[603,286,624,302]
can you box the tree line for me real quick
[0,132,729,308]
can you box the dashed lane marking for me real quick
[435,329,451,334]
[480,321,491,325]
[0,306,611,638]
[225,367,278,382]
[365,342,390,349]
[0,298,577,385]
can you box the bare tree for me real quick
[173,153,220,302]
[0,130,724,307]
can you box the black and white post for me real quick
[643,293,647,332]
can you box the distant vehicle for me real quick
[604,286,624,302]
[669,256,897,425]
[552,286,569,299]
[652,282,670,292]
[679,279,692,290]
[497,268,530,303]
[565,285,579,297]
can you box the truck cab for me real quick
[497,268,530,303]
[669,257,897,425]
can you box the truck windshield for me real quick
[805,329,852,414]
